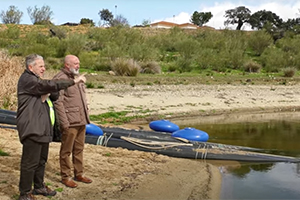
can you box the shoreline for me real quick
[86,83,300,128]
[1,83,300,199]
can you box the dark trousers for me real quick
[19,138,49,195]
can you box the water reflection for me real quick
[179,115,300,199]
[227,162,274,178]
[181,119,300,157]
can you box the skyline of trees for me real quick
[0,4,299,31]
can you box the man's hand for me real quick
[74,73,86,84]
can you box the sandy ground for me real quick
[1,83,300,200]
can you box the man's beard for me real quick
[70,68,79,75]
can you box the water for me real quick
[178,113,300,199]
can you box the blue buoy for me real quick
[149,120,180,133]
[171,127,209,142]
[86,124,103,136]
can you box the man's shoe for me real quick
[61,178,78,188]
[32,183,56,196]
[18,193,36,200]
[74,175,92,184]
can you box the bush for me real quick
[248,30,273,56]
[244,61,262,73]
[4,25,20,39]
[261,46,287,72]
[45,57,62,69]
[0,50,23,110]
[48,25,67,39]
[140,61,161,74]
[65,33,87,57]
[111,58,141,76]
[80,18,95,27]
[282,67,297,77]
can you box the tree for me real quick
[27,5,53,24]
[0,5,23,24]
[98,9,113,26]
[282,18,300,35]
[109,14,129,27]
[249,10,284,41]
[249,10,283,30]
[142,19,151,27]
[80,18,95,26]
[224,6,251,30]
[190,11,213,26]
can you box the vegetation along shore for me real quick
[1,21,300,199]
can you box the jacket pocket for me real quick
[65,107,81,124]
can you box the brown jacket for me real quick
[53,68,90,130]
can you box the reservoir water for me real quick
[177,112,300,199]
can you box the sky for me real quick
[1,0,300,30]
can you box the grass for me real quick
[0,149,9,156]
[90,111,146,125]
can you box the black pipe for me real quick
[0,109,17,116]
[85,135,300,163]
[0,113,17,125]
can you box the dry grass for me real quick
[0,50,23,111]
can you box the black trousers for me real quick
[19,138,49,195]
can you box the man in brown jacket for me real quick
[17,54,77,200]
[53,55,92,188]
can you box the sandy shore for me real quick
[87,84,300,124]
[1,83,300,200]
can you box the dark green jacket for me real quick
[17,69,75,144]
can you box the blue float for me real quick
[171,127,209,142]
[86,124,103,136]
[149,120,180,133]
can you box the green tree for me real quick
[27,5,53,24]
[224,6,251,30]
[190,11,213,26]
[280,18,300,34]
[249,10,282,30]
[0,5,23,24]
[109,14,129,27]
[80,18,95,26]
[98,9,113,26]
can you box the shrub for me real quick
[261,46,287,72]
[5,25,20,39]
[282,67,297,77]
[80,18,95,27]
[244,61,262,73]
[127,43,160,62]
[140,61,161,74]
[248,30,273,56]
[49,25,67,39]
[45,57,62,69]
[0,50,23,110]
[111,58,141,76]
[65,33,87,57]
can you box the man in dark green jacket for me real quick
[16,54,83,200]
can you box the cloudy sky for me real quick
[1,0,300,30]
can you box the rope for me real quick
[194,143,208,160]
[96,135,104,146]
[121,136,192,150]
[202,143,208,159]
[103,133,113,147]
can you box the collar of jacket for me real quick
[62,68,75,79]
[24,69,40,78]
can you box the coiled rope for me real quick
[120,136,192,150]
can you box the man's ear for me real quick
[28,64,33,72]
